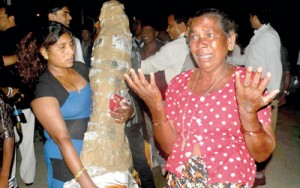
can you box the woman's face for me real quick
[189,15,234,69]
[46,32,75,69]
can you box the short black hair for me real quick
[80,24,92,33]
[248,3,272,24]
[0,4,20,24]
[141,17,159,31]
[168,8,188,25]
[0,4,17,18]
[45,0,69,14]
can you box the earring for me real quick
[44,56,48,60]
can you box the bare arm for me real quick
[2,55,17,67]
[0,87,21,99]
[125,68,178,156]
[235,66,278,162]
[0,137,14,188]
[31,97,96,188]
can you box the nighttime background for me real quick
[2,0,300,70]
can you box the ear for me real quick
[178,22,187,33]
[48,13,55,21]
[40,47,48,60]
[227,31,236,51]
[8,15,15,23]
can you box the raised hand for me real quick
[124,68,163,110]
[235,66,279,115]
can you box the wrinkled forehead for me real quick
[191,15,220,29]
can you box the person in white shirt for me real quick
[47,0,85,64]
[141,13,190,83]
[227,6,282,187]
[228,11,282,93]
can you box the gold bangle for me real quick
[75,167,87,181]
[240,124,264,136]
[153,119,168,127]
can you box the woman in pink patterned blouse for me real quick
[125,8,277,188]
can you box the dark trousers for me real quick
[125,122,156,188]
[256,154,272,172]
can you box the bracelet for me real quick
[130,111,135,119]
[6,87,13,97]
[240,124,264,136]
[74,167,87,181]
[153,119,168,127]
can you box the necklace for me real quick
[56,69,81,93]
[181,63,228,151]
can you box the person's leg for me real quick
[271,100,279,132]
[10,149,18,188]
[125,122,156,188]
[19,108,36,184]
[144,111,166,176]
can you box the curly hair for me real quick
[17,22,72,87]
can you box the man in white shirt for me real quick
[228,10,282,93]
[141,13,190,83]
[228,7,282,187]
[46,0,85,64]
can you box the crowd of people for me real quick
[0,0,299,188]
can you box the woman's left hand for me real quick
[110,102,134,124]
[235,66,279,114]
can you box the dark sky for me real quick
[86,0,299,65]
[6,0,300,66]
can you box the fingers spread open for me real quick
[243,66,253,87]
[252,67,263,87]
[262,89,279,104]
[258,72,271,92]
[234,70,242,89]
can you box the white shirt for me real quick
[74,37,85,64]
[297,50,300,65]
[228,24,282,92]
[141,33,189,83]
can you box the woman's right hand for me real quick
[125,68,163,110]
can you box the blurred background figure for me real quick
[92,19,101,42]
[0,90,15,188]
[46,0,85,64]
[80,24,93,67]
[0,4,36,186]
[278,44,291,107]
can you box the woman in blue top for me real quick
[17,22,133,188]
